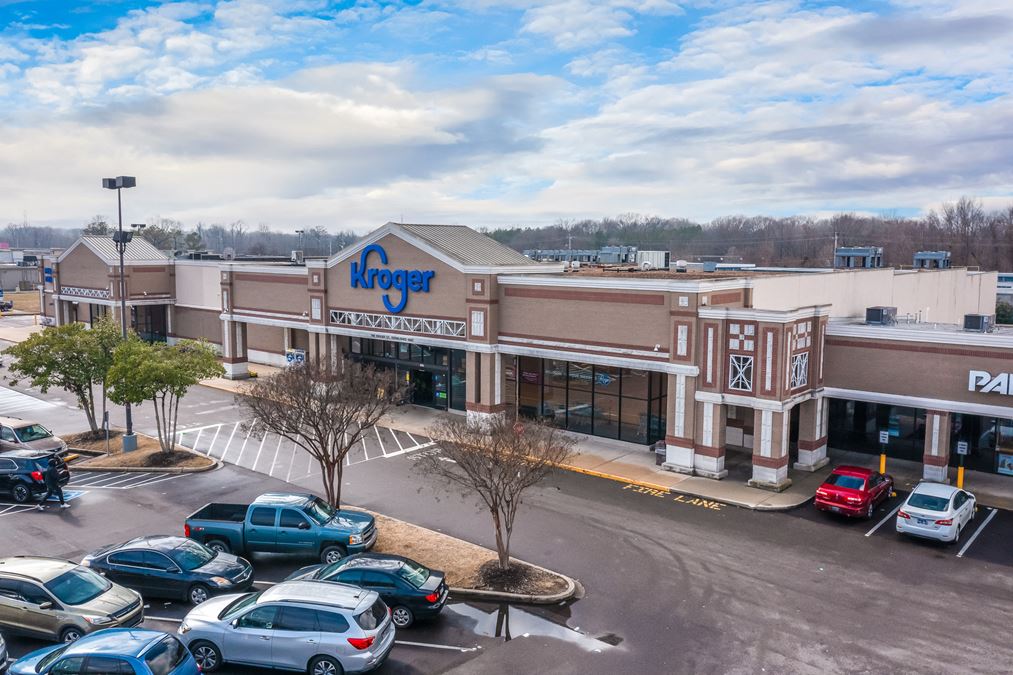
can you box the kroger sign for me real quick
[350,244,434,314]
[968,370,1012,396]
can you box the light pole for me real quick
[102,176,137,450]
[295,229,305,253]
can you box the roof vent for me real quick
[963,314,993,333]
[290,250,304,265]
[865,306,897,325]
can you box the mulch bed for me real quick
[66,430,214,470]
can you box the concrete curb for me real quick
[70,457,222,474]
[450,562,578,605]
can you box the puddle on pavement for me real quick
[445,602,622,652]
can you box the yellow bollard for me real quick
[957,465,965,489]
[879,452,886,475]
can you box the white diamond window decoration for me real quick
[790,352,809,389]
[728,355,753,391]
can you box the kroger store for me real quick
[40,223,1013,490]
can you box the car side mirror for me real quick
[298,521,310,530]
[231,618,239,629]
[39,601,52,610]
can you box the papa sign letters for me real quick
[351,244,434,314]
[968,370,1012,396]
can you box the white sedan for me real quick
[896,482,976,543]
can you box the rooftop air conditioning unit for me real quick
[963,314,993,333]
[290,250,304,264]
[865,306,897,325]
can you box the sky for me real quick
[1,0,1012,233]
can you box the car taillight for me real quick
[816,489,828,498]
[425,592,439,603]
[30,470,44,482]
[347,636,375,650]
[935,518,953,526]
[897,510,910,519]
[184,524,191,538]
[846,496,862,504]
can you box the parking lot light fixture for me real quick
[103,176,138,450]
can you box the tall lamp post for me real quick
[102,176,138,451]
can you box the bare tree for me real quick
[418,416,575,570]
[83,215,110,235]
[239,360,408,508]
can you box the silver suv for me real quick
[177,579,395,674]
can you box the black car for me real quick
[81,535,254,606]
[0,449,70,504]
[285,553,448,628]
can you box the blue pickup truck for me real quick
[184,493,377,564]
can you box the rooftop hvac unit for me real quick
[963,314,993,333]
[865,306,897,325]
[570,260,581,270]
[290,250,304,264]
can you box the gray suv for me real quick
[177,579,395,674]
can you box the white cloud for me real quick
[520,0,683,50]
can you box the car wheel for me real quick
[189,583,211,605]
[206,539,231,554]
[391,605,414,628]
[320,545,346,564]
[60,627,83,643]
[309,655,344,675]
[190,640,222,673]
[12,484,30,504]
[952,524,961,545]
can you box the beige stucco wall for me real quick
[58,245,110,291]
[173,306,222,344]
[174,263,222,310]
[748,268,997,323]
[127,266,172,297]
[247,323,285,354]
[326,234,466,319]
[231,272,309,316]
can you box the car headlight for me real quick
[209,576,233,587]
[84,615,114,625]
[349,534,363,545]
[178,621,191,634]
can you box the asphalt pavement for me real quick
[0,373,1011,673]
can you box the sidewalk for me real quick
[0,314,44,344]
[199,363,282,395]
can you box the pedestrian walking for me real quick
[37,458,69,510]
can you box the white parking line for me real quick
[957,508,998,558]
[375,426,387,456]
[219,422,239,463]
[128,474,187,488]
[384,440,437,459]
[101,473,155,487]
[269,435,283,477]
[232,420,256,466]
[391,431,405,452]
[865,504,902,537]
[205,424,223,457]
[406,432,420,447]
[252,431,269,472]
[195,405,239,416]
[394,640,479,653]
[192,428,205,453]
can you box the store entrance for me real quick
[409,370,448,410]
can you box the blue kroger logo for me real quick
[350,244,435,314]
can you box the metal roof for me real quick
[82,235,168,263]
[394,223,539,267]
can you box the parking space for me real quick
[175,419,434,483]
[67,471,187,490]
[0,489,87,518]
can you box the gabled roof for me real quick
[57,235,169,265]
[328,222,563,274]
[395,223,538,267]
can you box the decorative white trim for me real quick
[174,303,220,312]
[497,274,746,293]
[728,355,753,391]
[676,325,688,357]
[760,410,772,457]
[790,352,809,389]
[61,286,111,299]
[699,305,831,323]
[500,334,670,360]
[930,414,940,456]
[234,307,307,321]
[822,387,1013,419]
[826,320,1013,349]
[217,262,308,276]
[702,402,714,447]
[695,389,820,413]
[674,374,686,437]
[764,333,773,391]
[498,342,695,375]
[494,353,502,405]
[52,294,173,307]
[706,326,714,383]
[331,309,466,339]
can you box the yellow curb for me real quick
[550,460,676,494]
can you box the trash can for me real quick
[654,440,666,466]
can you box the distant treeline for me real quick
[484,197,1013,270]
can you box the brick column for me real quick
[749,408,792,491]
[693,400,728,478]
[923,410,951,483]
[465,351,507,422]
[663,374,696,474]
[794,396,830,471]
[222,320,249,380]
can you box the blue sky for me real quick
[1,0,1012,231]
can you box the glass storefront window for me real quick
[568,388,592,434]
[450,350,466,411]
[543,385,567,428]
[620,397,648,444]
[568,362,594,391]
[518,357,542,419]
[594,393,620,438]
[622,369,649,399]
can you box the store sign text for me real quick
[350,244,434,314]
[968,370,1011,396]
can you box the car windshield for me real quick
[908,493,950,512]
[15,424,52,442]
[36,645,68,670]
[315,562,343,580]
[167,539,215,571]
[304,498,335,525]
[396,560,431,589]
[355,598,388,631]
[44,567,111,605]
[219,591,260,620]
[824,474,865,490]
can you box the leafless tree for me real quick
[418,415,575,570]
[239,360,408,508]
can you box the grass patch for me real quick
[6,291,40,314]
[370,512,569,595]
[66,430,214,470]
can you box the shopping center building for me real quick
[39,224,1012,490]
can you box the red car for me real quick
[814,465,894,518]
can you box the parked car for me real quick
[1,631,8,675]
[177,579,395,674]
[82,535,255,606]
[896,482,977,543]
[0,557,143,643]
[0,448,70,504]
[9,628,199,675]
[286,553,448,628]
[814,465,894,518]
[0,418,67,455]
[184,492,376,564]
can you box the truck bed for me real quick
[188,502,248,523]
